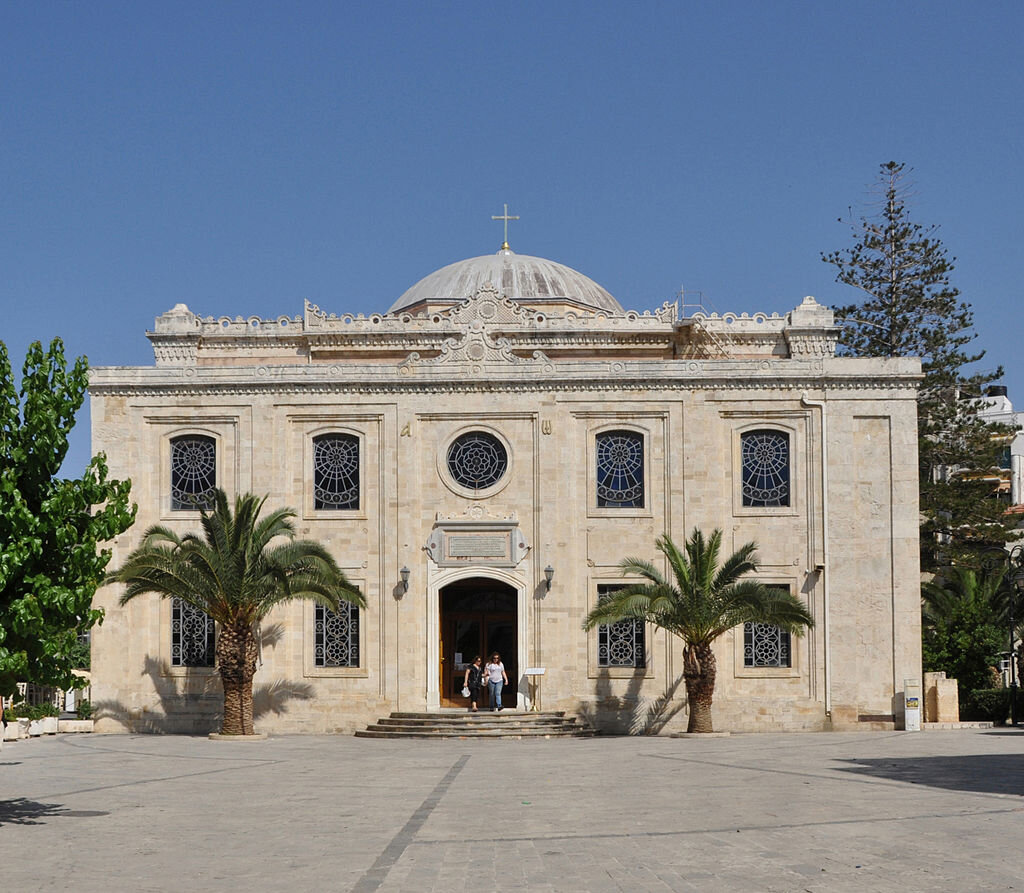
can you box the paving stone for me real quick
[3,730,1024,891]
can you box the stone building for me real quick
[89,242,922,734]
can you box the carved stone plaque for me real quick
[448,535,508,559]
[425,509,530,568]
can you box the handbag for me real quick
[461,686,471,698]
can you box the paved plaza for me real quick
[3,728,1024,892]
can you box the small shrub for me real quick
[76,699,93,720]
[961,688,1012,724]
[7,701,60,720]
[8,701,33,719]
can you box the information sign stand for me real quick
[524,667,545,712]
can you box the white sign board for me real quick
[904,677,921,731]
[524,667,546,676]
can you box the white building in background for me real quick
[88,237,923,735]
[974,386,1024,509]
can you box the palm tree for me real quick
[922,565,1008,694]
[583,529,814,733]
[107,489,364,735]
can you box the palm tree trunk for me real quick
[217,621,258,735]
[683,643,717,733]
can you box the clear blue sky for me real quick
[2,1,1022,476]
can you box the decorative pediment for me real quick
[445,283,543,327]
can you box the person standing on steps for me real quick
[463,655,483,712]
[485,652,508,711]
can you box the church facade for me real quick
[89,244,922,734]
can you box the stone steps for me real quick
[355,710,594,739]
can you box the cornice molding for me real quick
[89,370,921,398]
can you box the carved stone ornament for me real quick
[445,283,543,327]
[152,336,198,366]
[424,507,530,568]
[785,329,838,358]
[399,329,549,370]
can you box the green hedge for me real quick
[960,688,1013,724]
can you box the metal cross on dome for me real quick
[491,203,519,250]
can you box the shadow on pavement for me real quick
[836,754,1024,796]
[0,798,109,826]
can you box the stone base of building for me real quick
[90,694,861,736]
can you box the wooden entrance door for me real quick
[440,578,517,708]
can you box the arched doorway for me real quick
[439,577,518,708]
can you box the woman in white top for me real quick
[484,652,509,711]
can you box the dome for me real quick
[388,247,623,315]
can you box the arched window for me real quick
[313,434,360,510]
[447,431,508,491]
[596,430,644,508]
[171,598,215,667]
[741,430,790,507]
[170,435,216,511]
[314,602,360,667]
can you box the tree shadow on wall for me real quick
[578,668,687,735]
[94,625,315,733]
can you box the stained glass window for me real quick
[171,598,215,667]
[596,431,644,508]
[315,602,359,667]
[741,430,790,507]
[170,435,216,511]
[447,432,508,490]
[597,585,646,668]
[313,434,360,510]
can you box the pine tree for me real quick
[822,162,1017,572]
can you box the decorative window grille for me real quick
[596,431,644,508]
[597,585,646,668]
[170,435,217,511]
[447,432,508,490]
[741,430,790,507]
[743,587,792,667]
[313,434,360,509]
[314,602,360,667]
[171,598,215,667]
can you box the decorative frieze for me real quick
[151,337,198,366]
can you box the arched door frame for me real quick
[426,565,529,711]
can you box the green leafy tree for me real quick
[0,339,135,698]
[922,566,1005,695]
[822,161,1017,572]
[107,489,365,736]
[583,529,814,733]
